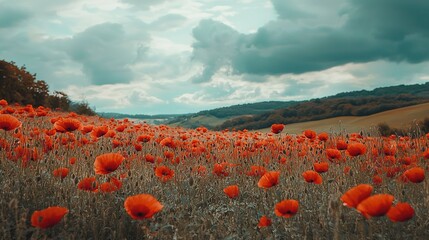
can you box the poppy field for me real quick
[0,100,428,239]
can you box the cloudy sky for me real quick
[1,0,429,114]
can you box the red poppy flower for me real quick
[343,166,351,175]
[223,185,239,199]
[110,177,123,189]
[81,125,94,134]
[155,166,175,182]
[0,99,8,106]
[326,148,342,160]
[347,142,367,157]
[192,165,207,175]
[160,137,175,148]
[145,153,155,163]
[387,202,414,222]
[403,167,425,183]
[52,167,69,179]
[91,125,109,138]
[399,156,415,165]
[103,129,114,138]
[318,132,329,141]
[163,151,174,159]
[303,129,316,139]
[77,177,98,192]
[274,199,299,218]
[115,124,126,132]
[213,163,229,177]
[258,171,280,189]
[99,178,122,193]
[302,170,323,184]
[372,175,383,185]
[313,162,329,173]
[257,215,272,228]
[99,182,114,193]
[356,194,394,219]
[246,165,267,177]
[134,143,143,151]
[69,157,77,165]
[278,157,287,164]
[423,149,429,159]
[336,140,348,150]
[383,144,397,156]
[124,194,163,220]
[31,206,68,229]
[137,134,152,142]
[340,184,373,208]
[45,129,56,136]
[36,110,48,117]
[94,153,124,175]
[271,124,284,134]
[112,139,121,148]
[53,118,82,133]
[0,114,22,131]
[67,112,78,117]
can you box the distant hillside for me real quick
[197,101,298,118]
[218,93,429,131]
[167,101,298,129]
[169,82,429,130]
[330,83,429,98]
[257,102,429,135]
[168,115,231,129]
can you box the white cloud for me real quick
[65,82,165,111]
[2,0,428,115]
[174,60,429,109]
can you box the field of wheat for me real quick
[0,100,428,239]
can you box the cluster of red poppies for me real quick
[0,99,427,232]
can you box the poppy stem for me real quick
[1,131,6,162]
[359,217,372,238]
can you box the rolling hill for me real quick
[167,101,297,129]
[258,102,429,135]
[218,94,429,131]
[168,82,429,130]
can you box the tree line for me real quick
[0,60,96,115]
[216,95,429,131]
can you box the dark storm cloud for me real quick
[270,0,311,19]
[66,22,147,85]
[281,79,325,97]
[0,27,76,90]
[0,6,31,28]
[191,0,429,82]
[345,0,429,41]
[191,19,241,83]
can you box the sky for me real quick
[1,0,429,115]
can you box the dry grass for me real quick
[259,102,429,134]
[1,108,429,240]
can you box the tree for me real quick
[47,91,71,111]
[0,59,96,116]
[70,101,96,116]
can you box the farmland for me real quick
[259,102,429,135]
[0,101,428,239]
